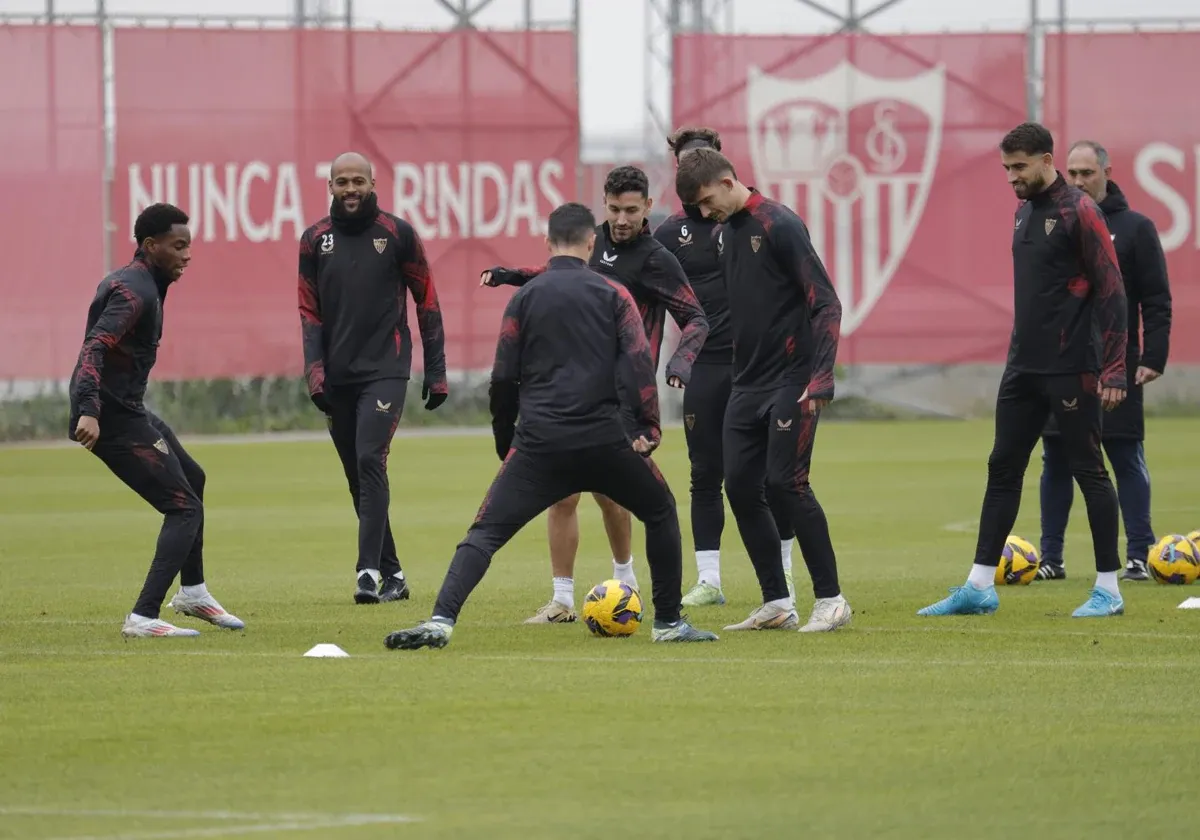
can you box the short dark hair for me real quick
[667,126,722,158]
[674,148,736,205]
[602,165,649,199]
[134,202,189,244]
[546,202,596,247]
[999,122,1054,157]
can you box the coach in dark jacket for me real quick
[1038,141,1172,581]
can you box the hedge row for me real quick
[0,377,495,443]
[0,374,922,442]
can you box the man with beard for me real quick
[70,202,244,637]
[298,152,449,605]
[916,122,1130,619]
[654,126,798,607]
[480,165,708,624]
[1036,139,1172,582]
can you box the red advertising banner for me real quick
[0,25,104,381]
[672,33,1029,365]
[113,27,578,379]
[1044,32,1200,364]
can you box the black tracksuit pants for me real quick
[683,361,794,552]
[974,368,1120,573]
[722,384,840,602]
[91,410,205,619]
[324,378,407,577]
[431,442,684,624]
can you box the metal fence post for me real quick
[100,0,116,272]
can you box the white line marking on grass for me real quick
[0,648,1194,669]
[42,818,412,840]
[0,808,381,820]
[0,807,419,839]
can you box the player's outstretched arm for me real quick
[399,224,449,409]
[1134,215,1172,380]
[611,280,662,452]
[773,214,842,404]
[70,282,144,422]
[1075,195,1128,395]
[297,230,327,410]
[479,265,547,288]
[487,292,523,460]
[643,248,708,387]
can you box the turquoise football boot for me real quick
[1071,587,1125,617]
[917,584,1000,616]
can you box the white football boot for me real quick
[523,600,577,624]
[722,601,799,631]
[798,596,852,632]
[168,590,246,630]
[121,615,200,638]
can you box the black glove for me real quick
[493,423,515,462]
[310,391,330,414]
[422,380,448,411]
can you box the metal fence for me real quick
[3,0,1199,425]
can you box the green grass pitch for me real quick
[1,418,1197,839]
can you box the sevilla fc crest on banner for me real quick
[747,61,945,337]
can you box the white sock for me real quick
[552,576,574,609]
[130,612,156,623]
[1095,571,1120,597]
[613,557,638,587]
[361,569,382,586]
[181,583,209,598]
[781,539,794,574]
[967,564,995,590]
[392,570,405,581]
[766,596,793,612]
[696,550,721,588]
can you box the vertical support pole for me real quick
[100,0,116,272]
[1056,0,1067,139]
[573,0,583,202]
[1026,0,1040,120]
[47,0,58,173]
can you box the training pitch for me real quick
[1,418,1196,839]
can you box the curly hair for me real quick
[602,165,650,199]
[667,126,722,158]
[134,203,189,244]
[999,122,1054,157]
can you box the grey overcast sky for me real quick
[4,0,1195,157]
